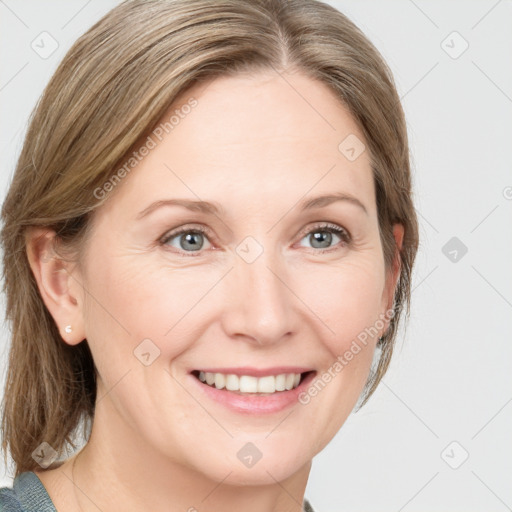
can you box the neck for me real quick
[73,392,312,512]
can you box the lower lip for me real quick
[187,372,317,415]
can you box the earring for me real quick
[65,325,72,334]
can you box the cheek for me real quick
[82,256,223,371]
[293,262,385,450]
[294,258,386,353]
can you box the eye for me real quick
[297,222,351,252]
[159,222,351,257]
[160,225,213,256]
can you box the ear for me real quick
[25,227,86,345]
[381,223,404,334]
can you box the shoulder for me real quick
[303,497,318,512]
[0,472,56,511]
[0,482,21,512]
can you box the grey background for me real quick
[1,1,511,510]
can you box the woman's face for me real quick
[72,69,402,484]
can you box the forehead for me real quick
[102,70,375,219]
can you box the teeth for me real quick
[275,374,286,391]
[214,373,225,390]
[240,375,258,392]
[197,371,303,393]
[225,374,239,391]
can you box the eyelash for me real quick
[159,222,352,257]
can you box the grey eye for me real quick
[163,230,212,252]
[308,230,336,249]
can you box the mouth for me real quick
[190,369,316,396]
[187,367,317,414]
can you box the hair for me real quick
[1,0,419,477]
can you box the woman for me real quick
[0,0,419,510]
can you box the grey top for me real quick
[0,472,56,512]
[0,471,316,511]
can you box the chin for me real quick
[191,448,310,487]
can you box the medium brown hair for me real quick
[1,0,419,476]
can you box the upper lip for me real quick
[191,366,315,378]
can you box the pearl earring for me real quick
[65,325,72,334]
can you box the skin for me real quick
[27,69,403,512]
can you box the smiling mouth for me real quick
[191,370,315,395]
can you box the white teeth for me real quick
[197,371,304,393]
[225,374,239,391]
[214,373,225,389]
[240,375,258,392]
[275,374,286,391]
[257,375,275,393]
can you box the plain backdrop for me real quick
[1,1,511,511]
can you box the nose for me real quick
[221,244,296,347]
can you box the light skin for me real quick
[27,69,403,511]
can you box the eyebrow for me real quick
[136,198,222,219]
[136,192,368,220]
[299,192,368,215]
